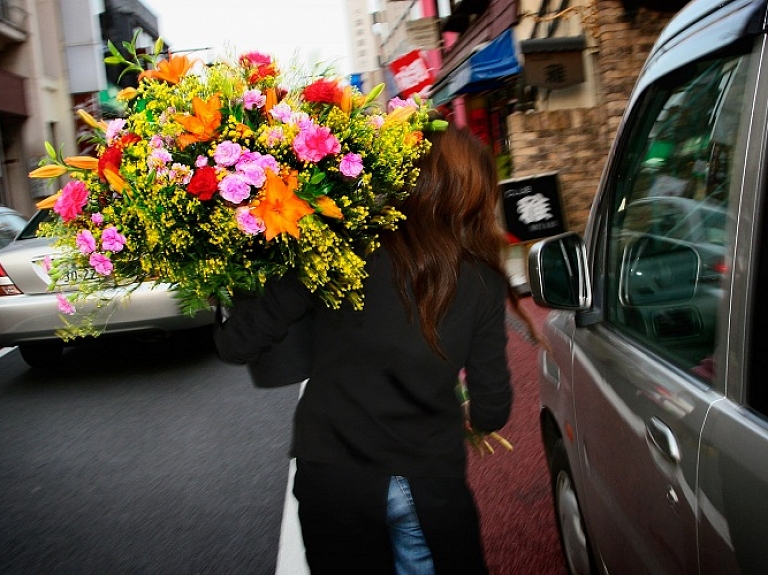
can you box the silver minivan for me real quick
[528,0,768,573]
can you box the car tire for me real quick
[550,438,598,575]
[18,342,64,368]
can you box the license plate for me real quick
[60,266,99,284]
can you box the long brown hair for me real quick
[382,123,537,355]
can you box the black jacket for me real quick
[214,248,512,478]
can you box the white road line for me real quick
[275,458,309,575]
[275,381,309,575]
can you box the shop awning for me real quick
[431,28,521,105]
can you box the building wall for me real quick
[345,0,384,96]
[509,1,673,234]
[0,0,159,216]
[0,0,78,216]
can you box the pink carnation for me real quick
[270,102,293,123]
[368,115,385,130]
[265,127,285,146]
[218,174,251,204]
[76,229,96,254]
[101,226,126,252]
[105,118,127,145]
[214,141,243,167]
[243,89,266,110]
[54,180,89,222]
[293,123,340,163]
[89,253,113,276]
[235,207,266,235]
[57,293,76,315]
[388,97,418,112]
[340,153,363,178]
[235,161,267,188]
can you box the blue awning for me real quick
[447,28,521,96]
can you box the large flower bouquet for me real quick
[30,39,433,340]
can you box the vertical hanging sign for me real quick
[389,50,434,98]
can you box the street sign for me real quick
[500,172,567,242]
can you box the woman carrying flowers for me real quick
[28,39,538,573]
[214,121,537,574]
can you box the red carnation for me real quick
[249,65,277,84]
[119,133,141,147]
[187,166,218,201]
[240,51,277,83]
[303,79,343,105]
[98,145,123,182]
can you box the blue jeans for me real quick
[387,476,435,575]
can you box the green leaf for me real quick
[310,171,326,185]
[104,56,123,65]
[363,83,384,107]
[44,141,57,160]
[107,40,122,58]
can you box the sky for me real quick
[140,0,354,76]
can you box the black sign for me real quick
[500,172,567,242]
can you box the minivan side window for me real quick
[604,53,750,381]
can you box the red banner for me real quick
[389,50,433,98]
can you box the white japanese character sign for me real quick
[516,193,553,224]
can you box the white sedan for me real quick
[0,210,214,367]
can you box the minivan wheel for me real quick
[18,342,64,368]
[550,438,597,575]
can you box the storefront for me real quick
[430,28,521,179]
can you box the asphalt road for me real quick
[0,326,299,574]
[0,299,567,575]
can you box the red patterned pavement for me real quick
[469,297,568,575]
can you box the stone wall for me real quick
[509,1,674,234]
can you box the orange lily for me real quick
[139,54,193,85]
[250,170,314,241]
[116,87,138,101]
[316,196,343,219]
[104,167,128,194]
[175,95,223,149]
[340,86,353,114]
[382,105,416,128]
[36,191,62,210]
[264,88,277,121]
[64,156,99,171]
[77,109,108,131]
[28,164,68,178]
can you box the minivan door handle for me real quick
[646,417,681,463]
